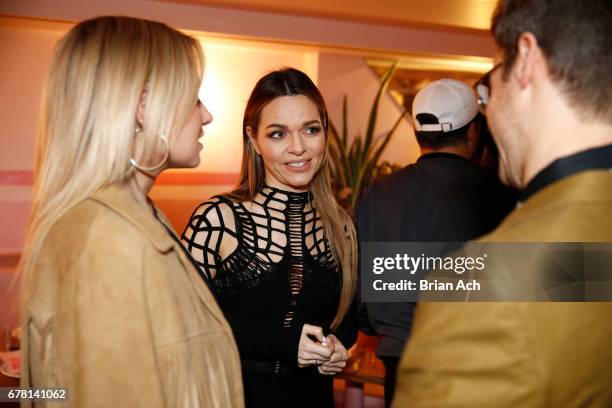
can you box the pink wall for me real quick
[0,22,63,170]
[1,0,494,58]
[0,21,66,256]
[0,267,20,329]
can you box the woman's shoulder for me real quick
[46,198,148,257]
[188,194,239,225]
[36,198,151,289]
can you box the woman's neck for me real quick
[264,175,309,193]
[127,171,156,213]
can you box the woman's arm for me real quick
[182,198,237,280]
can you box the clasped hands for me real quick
[297,323,348,375]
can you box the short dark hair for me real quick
[415,113,474,149]
[491,0,612,123]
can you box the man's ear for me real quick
[246,126,261,155]
[515,32,541,89]
[135,90,147,129]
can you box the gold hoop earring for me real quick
[129,133,170,174]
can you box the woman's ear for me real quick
[135,90,147,129]
[246,126,261,155]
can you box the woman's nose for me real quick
[200,102,213,125]
[288,133,305,155]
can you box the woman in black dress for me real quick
[182,68,358,407]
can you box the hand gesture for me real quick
[318,334,348,375]
[297,324,334,368]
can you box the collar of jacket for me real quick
[91,182,175,253]
[90,182,228,324]
[496,170,612,231]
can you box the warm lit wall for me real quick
[318,53,420,168]
[0,0,494,335]
[0,0,494,250]
[0,16,321,243]
[0,19,66,255]
[1,0,494,57]
[166,0,497,31]
[0,17,322,326]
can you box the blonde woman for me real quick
[19,16,243,407]
[182,68,358,407]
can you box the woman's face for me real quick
[247,95,326,192]
[168,100,212,168]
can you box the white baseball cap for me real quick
[412,79,479,133]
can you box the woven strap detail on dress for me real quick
[182,187,333,292]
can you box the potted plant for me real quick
[328,62,406,210]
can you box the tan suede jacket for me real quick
[21,183,244,407]
[393,171,612,407]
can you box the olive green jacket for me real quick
[393,171,612,407]
[22,183,244,407]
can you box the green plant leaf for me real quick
[349,137,363,186]
[326,62,404,210]
[329,137,349,188]
[329,118,347,164]
[362,110,406,188]
[363,62,397,158]
[342,95,348,148]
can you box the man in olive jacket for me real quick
[393,1,612,407]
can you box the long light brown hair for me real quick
[19,16,203,302]
[230,68,357,330]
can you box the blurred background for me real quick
[0,1,497,404]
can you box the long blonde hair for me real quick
[19,16,204,301]
[230,68,357,330]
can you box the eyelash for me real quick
[267,126,321,139]
[268,131,284,139]
[305,126,321,135]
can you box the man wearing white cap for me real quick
[355,78,515,407]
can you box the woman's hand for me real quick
[297,324,334,367]
[318,334,348,375]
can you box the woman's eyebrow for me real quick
[265,119,320,129]
[302,120,321,127]
[266,123,288,129]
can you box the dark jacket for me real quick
[355,152,516,357]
